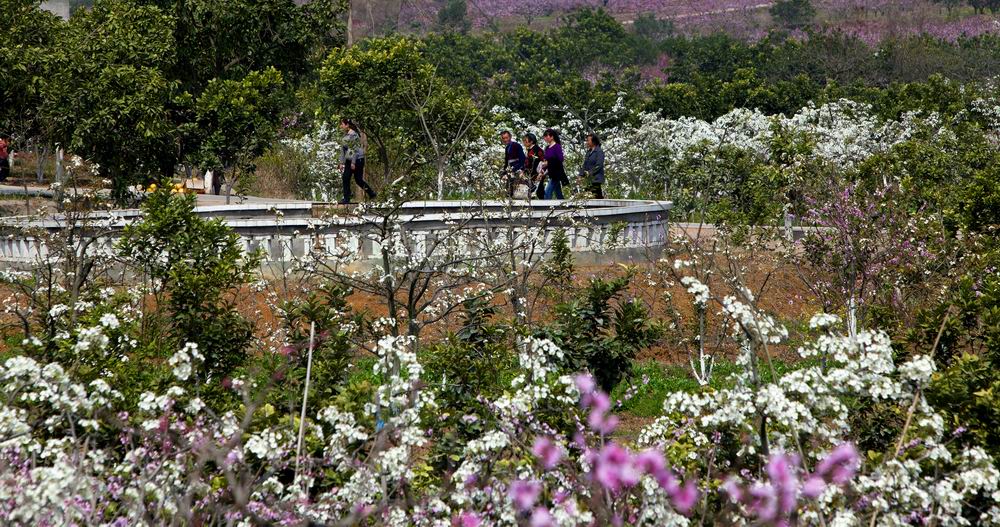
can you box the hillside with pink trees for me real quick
[370,0,1000,42]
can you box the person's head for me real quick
[500,130,512,145]
[586,133,601,149]
[522,133,537,147]
[340,118,359,133]
[542,128,560,145]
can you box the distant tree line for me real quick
[6,2,1000,202]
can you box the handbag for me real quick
[513,183,531,200]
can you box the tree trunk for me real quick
[347,0,354,46]
[35,143,49,184]
[224,167,234,204]
[436,162,445,200]
[847,295,858,339]
[54,146,65,209]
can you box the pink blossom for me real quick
[594,443,640,493]
[766,453,799,515]
[529,507,555,527]
[801,476,827,499]
[634,449,676,489]
[587,407,619,435]
[748,484,780,522]
[532,436,563,470]
[721,477,743,501]
[815,443,859,485]
[574,374,595,396]
[671,479,700,515]
[453,511,481,527]
[510,480,542,512]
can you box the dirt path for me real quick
[620,2,773,24]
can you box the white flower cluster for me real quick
[721,295,788,345]
[472,98,964,200]
[680,276,710,307]
[72,326,109,354]
[284,123,343,201]
[639,323,1000,524]
[167,342,204,381]
[809,312,842,330]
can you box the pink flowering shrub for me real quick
[0,307,998,524]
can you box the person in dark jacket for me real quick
[500,130,526,198]
[522,133,545,200]
[339,118,376,204]
[578,133,605,199]
[541,128,567,200]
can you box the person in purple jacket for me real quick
[541,128,568,200]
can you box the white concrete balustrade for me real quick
[0,199,672,268]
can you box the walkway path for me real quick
[0,183,307,207]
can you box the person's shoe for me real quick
[366,190,377,200]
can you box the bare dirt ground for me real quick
[237,253,820,367]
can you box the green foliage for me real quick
[556,8,643,70]
[855,123,1000,235]
[769,0,816,30]
[168,0,329,90]
[847,399,905,454]
[272,282,362,411]
[542,273,663,393]
[542,228,575,292]
[668,144,787,225]
[41,0,179,200]
[631,13,675,43]
[436,0,470,33]
[919,272,1000,460]
[320,35,482,189]
[117,190,261,381]
[422,298,517,472]
[0,0,61,144]
[320,36,433,181]
[192,67,285,196]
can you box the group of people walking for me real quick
[337,121,605,204]
[501,128,605,200]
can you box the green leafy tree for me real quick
[542,273,663,393]
[769,0,816,30]
[117,190,261,382]
[193,67,285,202]
[556,8,641,70]
[320,37,436,183]
[41,0,180,201]
[923,273,1000,460]
[631,12,674,43]
[0,0,61,148]
[436,0,470,33]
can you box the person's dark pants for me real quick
[589,183,604,199]
[534,178,545,200]
[0,158,9,182]
[342,158,375,203]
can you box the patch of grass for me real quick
[345,355,379,385]
[613,356,820,418]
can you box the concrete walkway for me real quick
[0,183,308,206]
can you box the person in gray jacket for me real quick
[579,133,605,199]
[339,118,376,204]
